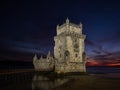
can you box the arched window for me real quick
[75,54,78,57]
[60,53,61,57]
[64,50,70,60]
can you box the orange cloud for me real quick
[86,57,120,67]
[86,58,102,66]
[106,63,120,66]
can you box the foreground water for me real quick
[0,67,120,90]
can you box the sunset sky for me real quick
[0,0,120,66]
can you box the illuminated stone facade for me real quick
[33,18,86,73]
[33,51,54,71]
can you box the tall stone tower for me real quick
[54,18,86,73]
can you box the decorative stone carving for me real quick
[33,18,86,73]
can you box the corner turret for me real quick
[40,55,43,60]
[33,54,38,63]
[34,54,38,60]
[79,22,82,29]
[47,51,51,60]
[66,17,69,24]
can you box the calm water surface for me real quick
[0,67,120,90]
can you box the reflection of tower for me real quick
[54,18,86,73]
[32,75,68,90]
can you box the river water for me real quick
[0,67,120,90]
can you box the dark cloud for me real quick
[85,39,102,50]
[85,39,109,56]
[92,50,101,54]
[93,51,120,63]
[0,0,120,66]
[86,51,120,66]
[99,31,120,43]
[85,39,95,46]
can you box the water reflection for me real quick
[90,73,120,78]
[32,74,68,90]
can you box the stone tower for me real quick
[54,18,86,73]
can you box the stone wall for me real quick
[33,19,86,74]
[54,18,86,73]
[33,52,54,71]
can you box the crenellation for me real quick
[33,19,86,73]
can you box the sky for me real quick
[0,0,120,66]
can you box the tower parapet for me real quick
[33,18,86,73]
[54,18,86,73]
[33,51,54,71]
[56,18,83,35]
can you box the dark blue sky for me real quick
[0,0,120,66]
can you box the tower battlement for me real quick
[33,19,86,73]
[56,18,82,35]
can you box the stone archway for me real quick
[64,50,70,60]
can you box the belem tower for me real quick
[33,18,86,74]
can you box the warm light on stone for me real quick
[33,18,86,73]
